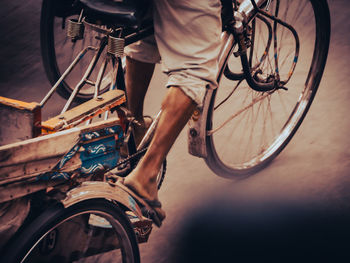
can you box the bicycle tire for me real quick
[205,0,330,177]
[3,199,140,263]
[40,0,110,102]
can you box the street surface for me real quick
[0,0,349,261]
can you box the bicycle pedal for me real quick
[126,211,153,243]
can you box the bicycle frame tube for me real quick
[239,0,267,19]
[137,110,163,151]
[217,32,236,85]
[40,46,98,107]
[61,38,108,113]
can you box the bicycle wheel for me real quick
[40,0,112,102]
[205,0,330,177]
[4,199,140,263]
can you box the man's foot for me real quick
[117,178,166,227]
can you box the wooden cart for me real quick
[0,91,153,256]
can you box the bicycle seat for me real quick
[79,0,149,28]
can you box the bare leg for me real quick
[125,56,155,120]
[124,87,197,202]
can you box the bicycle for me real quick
[0,0,330,262]
[40,0,331,176]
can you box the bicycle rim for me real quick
[205,0,330,177]
[5,199,139,263]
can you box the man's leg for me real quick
[124,87,196,202]
[122,0,221,223]
[124,56,156,147]
[125,56,155,121]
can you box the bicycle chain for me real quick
[116,147,147,168]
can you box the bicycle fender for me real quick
[187,89,213,158]
[62,181,143,219]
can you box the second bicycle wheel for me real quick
[40,0,112,102]
[205,0,330,177]
[4,199,140,263]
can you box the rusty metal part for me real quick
[62,181,143,219]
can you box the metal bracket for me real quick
[187,89,213,158]
[62,181,143,220]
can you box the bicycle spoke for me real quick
[214,80,242,111]
[209,91,271,136]
[244,92,265,160]
[276,89,290,118]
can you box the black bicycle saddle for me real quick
[79,0,150,28]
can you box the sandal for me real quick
[116,180,166,227]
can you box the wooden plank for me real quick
[0,117,121,184]
[0,96,41,146]
[0,128,81,167]
[0,155,82,186]
[0,96,39,111]
[0,158,63,184]
[0,180,58,203]
[0,170,94,204]
[0,127,81,184]
[78,117,121,134]
[42,89,125,132]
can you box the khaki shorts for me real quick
[124,0,222,105]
